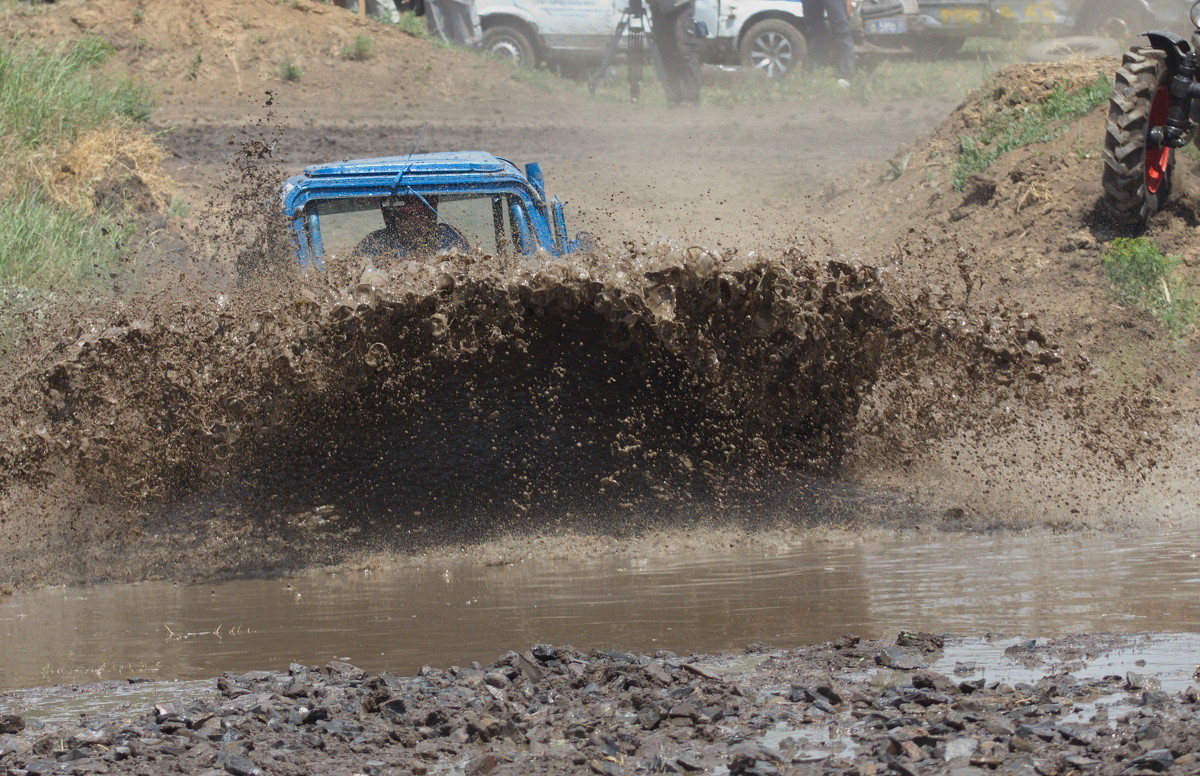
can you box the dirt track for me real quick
[145,25,1200,540]
[0,0,1198,590]
[3,3,1200,774]
[161,94,953,255]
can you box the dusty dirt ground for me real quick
[2,0,950,249]
[0,0,1197,587]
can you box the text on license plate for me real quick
[865,18,907,34]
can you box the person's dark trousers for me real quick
[801,0,855,80]
[651,0,701,104]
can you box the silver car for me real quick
[857,0,1192,57]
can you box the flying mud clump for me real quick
[0,243,1074,518]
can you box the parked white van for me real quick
[476,0,809,77]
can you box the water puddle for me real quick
[759,723,858,764]
[1,530,1199,694]
[0,679,214,727]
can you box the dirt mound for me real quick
[2,0,529,111]
[815,60,1199,525]
[833,59,1200,382]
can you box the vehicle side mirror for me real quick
[300,211,327,271]
[512,200,535,253]
[551,197,567,254]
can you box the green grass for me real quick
[510,66,562,92]
[0,35,155,290]
[1,188,136,287]
[373,8,428,36]
[167,198,191,219]
[342,34,375,61]
[586,53,1001,108]
[553,36,1026,107]
[1103,237,1200,337]
[185,49,202,80]
[0,0,43,14]
[275,58,303,81]
[952,74,1111,190]
[0,35,153,148]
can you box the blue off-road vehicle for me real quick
[282,151,586,271]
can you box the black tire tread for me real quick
[1100,46,1173,227]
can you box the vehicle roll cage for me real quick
[282,153,569,270]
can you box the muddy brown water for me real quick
[2,529,1198,693]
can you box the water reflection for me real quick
[0,530,1198,690]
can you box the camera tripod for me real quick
[587,0,669,101]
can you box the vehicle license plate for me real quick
[865,17,908,33]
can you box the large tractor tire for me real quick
[1101,46,1175,228]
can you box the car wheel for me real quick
[739,19,806,79]
[482,25,537,68]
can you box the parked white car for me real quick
[476,0,809,77]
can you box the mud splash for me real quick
[0,238,1160,587]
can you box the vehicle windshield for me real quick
[310,193,531,261]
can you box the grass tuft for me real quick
[1103,237,1199,336]
[0,35,162,291]
[0,35,153,148]
[275,58,303,81]
[1,188,135,287]
[952,74,1111,190]
[342,34,375,61]
[390,10,428,36]
[186,49,203,80]
[510,66,560,92]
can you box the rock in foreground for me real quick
[2,634,1199,775]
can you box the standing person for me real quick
[649,0,701,105]
[801,0,854,85]
[333,0,396,18]
[395,0,425,16]
[426,0,481,47]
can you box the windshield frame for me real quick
[287,179,550,270]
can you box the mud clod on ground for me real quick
[2,634,1198,776]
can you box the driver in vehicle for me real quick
[355,195,469,259]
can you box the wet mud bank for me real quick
[2,633,1198,776]
[0,243,1135,588]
